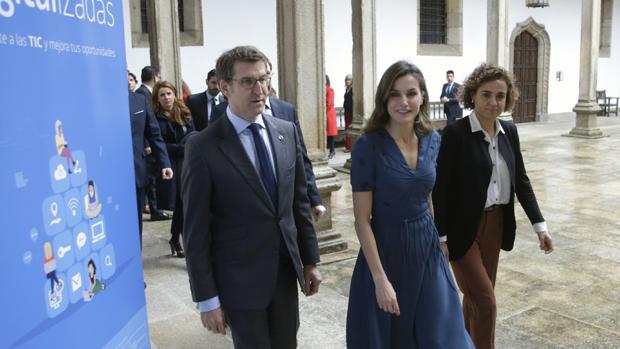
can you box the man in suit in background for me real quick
[183,46,321,348]
[128,91,173,243]
[135,65,169,220]
[135,66,160,109]
[211,68,326,221]
[187,69,224,131]
[440,70,463,125]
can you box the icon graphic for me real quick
[71,272,82,292]
[67,264,85,303]
[43,195,66,236]
[57,245,72,258]
[100,244,116,279]
[76,232,87,249]
[49,202,61,226]
[54,164,67,180]
[73,159,82,174]
[91,220,105,244]
[73,223,91,260]
[67,198,79,216]
[63,188,82,227]
[14,171,28,188]
[52,231,74,271]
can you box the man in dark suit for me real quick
[187,69,224,131]
[440,70,463,125]
[182,46,321,348]
[135,66,160,109]
[135,66,169,220]
[128,91,173,242]
[211,91,326,221]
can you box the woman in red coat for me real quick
[326,75,338,159]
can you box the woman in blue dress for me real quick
[346,61,473,348]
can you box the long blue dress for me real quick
[346,128,473,348]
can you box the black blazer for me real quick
[433,115,544,260]
[182,114,320,309]
[155,113,195,211]
[135,84,153,110]
[186,91,209,131]
[212,98,322,206]
[128,92,170,188]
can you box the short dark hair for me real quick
[459,63,519,111]
[446,70,454,75]
[141,66,160,83]
[207,69,217,81]
[215,46,270,82]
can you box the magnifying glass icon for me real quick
[105,256,112,266]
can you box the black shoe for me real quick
[328,152,335,159]
[169,239,185,258]
[150,211,171,221]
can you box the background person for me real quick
[153,80,194,258]
[433,63,554,349]
[440,69,463,125]
[325,74,338,159]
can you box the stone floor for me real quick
[143,113,620,348]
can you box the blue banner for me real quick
[0,1,150,348]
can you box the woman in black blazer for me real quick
[153,80,195,258]
[433,63,554,349]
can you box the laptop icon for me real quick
[90,220,106,243]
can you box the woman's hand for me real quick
[537,231,554,254]
[374,276,400,316]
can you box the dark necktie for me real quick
[208,97,216,122]
[248,123,278,210]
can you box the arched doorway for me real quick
[513,31,538,123]
[509,17,550,123]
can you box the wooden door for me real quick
[513,31,538,123]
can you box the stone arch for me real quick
[509,17,550,119]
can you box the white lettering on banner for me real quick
[0,0,115,27]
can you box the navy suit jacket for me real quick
[433,116,544,260]
[212,99,322,206]
[186,91,224,131]
[128,92,170,188]
[135,84,153,110]
[182,114,320,309]
[440,82,463,121]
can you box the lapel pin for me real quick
[278,135,284,142]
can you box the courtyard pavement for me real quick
[143,113,620,348]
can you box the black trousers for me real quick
[226,259,299,349]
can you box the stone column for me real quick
[344,0,377,170]
[568,0,604,138]
[276,0,345,254]
[486,0,509,67]
[487,0,513,122]
[146,0,182,95]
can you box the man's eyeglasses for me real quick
[232,76,272,89]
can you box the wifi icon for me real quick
[67,198,79,216]
[63,189,83,227]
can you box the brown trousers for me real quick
[451,207,503,349]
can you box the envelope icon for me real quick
[71,272,82,292]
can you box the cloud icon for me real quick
[54,164,67,180]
